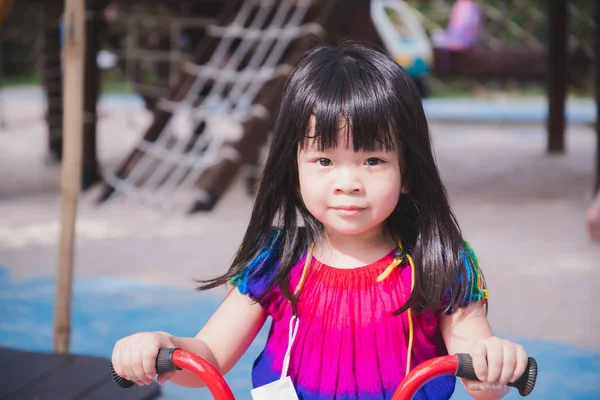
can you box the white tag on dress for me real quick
[250,376,299,400]
[250,315,300,400]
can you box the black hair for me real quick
[197,40,485,314]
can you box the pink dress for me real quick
[239,250,456,399]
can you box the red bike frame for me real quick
[171,350,235,400]
[170,349,461,400]
[391,355,460,399]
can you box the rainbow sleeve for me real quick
[461,240,488,304]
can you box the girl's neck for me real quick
[314,225,397,269]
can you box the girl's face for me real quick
[297,123,402,238]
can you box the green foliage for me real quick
[0,0,595,98]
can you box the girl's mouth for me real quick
[332,206,366,216]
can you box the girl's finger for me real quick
[463,381,487,391]
[499,344,517,385]
[120,343,135,382]
[129,345,149,384]
[141,345,158,383]
[464,381,504,391]
[469,341,489,382]
[511,345,528,383]
[485,340,504,384]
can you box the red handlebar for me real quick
[170,350,235,400]
[391,355,460,400]
[111,349,536,399]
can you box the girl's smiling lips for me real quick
[331,205,367,216]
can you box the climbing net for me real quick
[104,0,323,209]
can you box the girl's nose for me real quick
[333,169,363,194]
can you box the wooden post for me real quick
[82,0,106,190]
[547,0,568,154]
[0,0,15,24]
[42,2,65,163]
[0,0,15,129]
[595,0,600,191]
[54,0,85,354]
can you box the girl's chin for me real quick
[322,221,384,237]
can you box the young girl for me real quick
[112,41,529,399]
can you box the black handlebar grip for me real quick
[110,362,135,388]
[156,348,181,375]
[110,347,181,388]
[456,353,538,396]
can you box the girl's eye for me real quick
[317,158,332,166]
[365,158,384,166]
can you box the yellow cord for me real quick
[375,240,415,376]
[405,253,415,376]
[376,239,405,282]
[294,243,314,296]
[375,257,403,282]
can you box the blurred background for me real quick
[0,0,598,399]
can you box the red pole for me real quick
[172,350,235,400]
[391,356,458,400]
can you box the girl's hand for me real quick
[111,331,179,386]
[465,336,528,391]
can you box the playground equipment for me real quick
[371,0,433,97]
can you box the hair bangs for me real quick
[301,53,401,153]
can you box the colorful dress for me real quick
[236,249,463,399]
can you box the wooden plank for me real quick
[0,346,23,363]
[434,46,547,82]
[432,45,590,85]
[15,354,107,399]
[547,0,568,154]
[16,353,160,399]
[0,348,69,398]
[78,377,161,400]
[0,348,160,400]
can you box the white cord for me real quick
[280,315,300,379]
